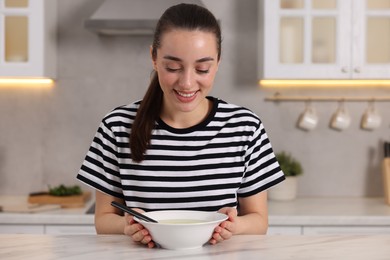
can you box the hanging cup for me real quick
[330,101,351,131]
[297,101,318,131]
[361,101,382,130]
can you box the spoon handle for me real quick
[111,201,158,223]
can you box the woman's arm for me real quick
[94,190,155,248]
[210,191,268,244]
[236,190,268,234]
[94,190,126,234]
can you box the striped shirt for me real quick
[77,97,285,211]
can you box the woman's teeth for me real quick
[177,91,196,98]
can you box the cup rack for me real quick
[265,92,390,102]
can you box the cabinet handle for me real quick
[341,67,348,73]
[354,67,361,73]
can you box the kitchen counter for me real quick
[0,197,389,226]
[1,234,390,259]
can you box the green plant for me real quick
[276,151,303,177]
[48,184,82,196]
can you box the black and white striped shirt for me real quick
[77,97,285,211]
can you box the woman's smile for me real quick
[174,90,198,102]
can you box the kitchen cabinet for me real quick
[0,0,56,78]
[303,226,390,234]
[268,225,390,235]
[267,226,303,235]
[261,0,390,79]
[45,225,96,235]
[0,224,44,234]
[0,224,95,235]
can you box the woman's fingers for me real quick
[123,212,155,248]
[209,222,233,244]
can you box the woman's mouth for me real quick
[175,90,198,102]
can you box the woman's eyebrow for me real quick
[163,55,214,63]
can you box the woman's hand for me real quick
[209,207,238,245]
[123,209,155,248]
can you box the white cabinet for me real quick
[261,0,390,79]
[0,224,96,235]
[268,226,302,235]
[303,226,390,235]
[0,0,56,78]
[0,224,44,234]
[269,225,390,235]
[45,225,96,235]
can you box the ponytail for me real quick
[130,72,162,162]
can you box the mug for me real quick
[298,104,318,131]
[330,103,351,131]
[361,103,382,130]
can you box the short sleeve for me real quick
[77,119,124,199]
[238,122,285,197]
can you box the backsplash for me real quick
[0,0,389,197]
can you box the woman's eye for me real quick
[197,69,209,74]
[165,67,180,72]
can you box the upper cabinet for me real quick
[0,0,56,78]
[261,0,390,79]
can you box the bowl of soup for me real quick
[133,210,228,250]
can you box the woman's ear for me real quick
[150,46,157,70]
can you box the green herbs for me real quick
[276,152,303,177]
[48,185,82,196]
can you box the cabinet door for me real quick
[45,225,96,235]
[268,226,302,235]
[0,0,56,78]
[0,0,36,76]
[352,0,390,78]
[263,0,352,79]
[0,224,44,234]
[303,226,390,234]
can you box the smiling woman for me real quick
[77,3,285,249]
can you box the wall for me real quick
[0,0,389,197]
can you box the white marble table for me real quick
[1,197,390,226]
[1,234,390,260]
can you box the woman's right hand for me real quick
[123,210,155,248]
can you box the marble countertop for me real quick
[0,196,390,226]
[1,234,390,259]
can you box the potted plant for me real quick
[268,151,303,201]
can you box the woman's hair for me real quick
[130,3,222,162]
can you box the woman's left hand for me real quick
[209,207,238,245]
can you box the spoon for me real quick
[111,201,158,223]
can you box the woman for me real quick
[77,3,284,248]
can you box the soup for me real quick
[159,219,204,224]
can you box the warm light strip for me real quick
[0,78,54,87]
[259,79,390,88]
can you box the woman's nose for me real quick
[178,70,194,88]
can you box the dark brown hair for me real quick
[130,3,222,162]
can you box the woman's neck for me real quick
[160,98,212,129]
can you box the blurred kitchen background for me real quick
[0,0,389,199]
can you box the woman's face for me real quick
[152,29,220,118]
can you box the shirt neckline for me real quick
[156,96,218,134]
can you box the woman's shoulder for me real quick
[215,98,261,121]
[102,100,142,123]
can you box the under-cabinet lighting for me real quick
[0,78,54,88]
[259,79,390,88]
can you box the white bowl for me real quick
[134,210,228,250]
